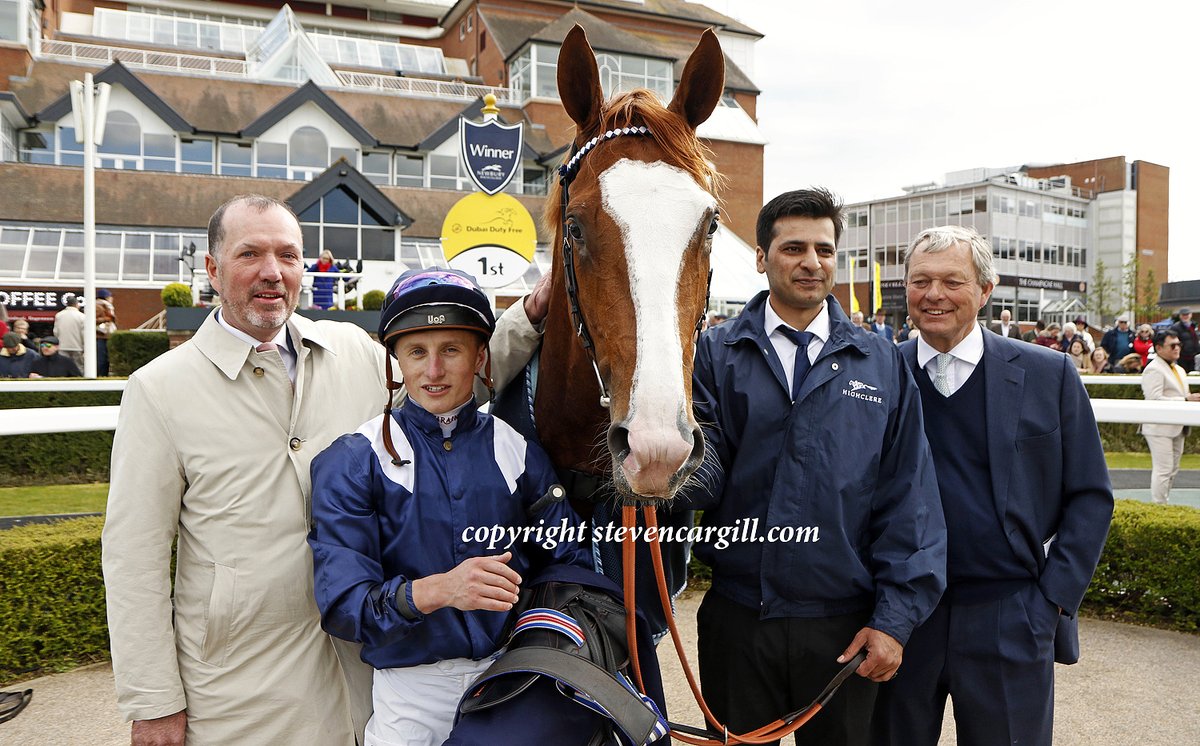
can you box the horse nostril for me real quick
[687,425,704,463]
[608,424,631,462]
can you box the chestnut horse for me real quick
[533,25,724,505]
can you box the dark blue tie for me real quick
[777,326,813,400]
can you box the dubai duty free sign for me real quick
[441,191,537,288]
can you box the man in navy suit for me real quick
[871,308,895,343]
[872,226,1113,746]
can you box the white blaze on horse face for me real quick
[600,158,712,493]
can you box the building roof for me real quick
[8,59,553,155]
[242,81,376,145]
[445,0,761,38]
[289,160,413,228]
[36,61,192,132]
[482,6,758,92]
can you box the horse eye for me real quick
[567,220,584,241]
[707,215,719,236]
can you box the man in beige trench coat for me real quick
[102,195,548,745]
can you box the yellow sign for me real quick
[441,192,537,288]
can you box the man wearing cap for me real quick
[1101,315,1135,363]
[1169,308,1199,372]
[53,293,86,370]
[0,331,35,378]
[309,268,591,746]
[28,335,82,378]
[102,195,551,745]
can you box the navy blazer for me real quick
[900,329,1113,620]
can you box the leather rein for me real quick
[558,129,865,743]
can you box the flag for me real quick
[873,261,883,312]
[849,278,860,314]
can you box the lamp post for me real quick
[69,72,111,378]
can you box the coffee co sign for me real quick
[0,288,81,320]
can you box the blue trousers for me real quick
[871,582,1058,746]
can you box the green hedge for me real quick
[0,517,108,681]
[108,331,169,376]
[0,390,121,487]
[1082,501,1200,631]
[1087,380,1200,454]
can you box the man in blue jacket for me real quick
[872,226,1113,746]
[688,188,947,746]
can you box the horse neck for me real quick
[534,268,612,476]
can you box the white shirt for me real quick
[763,298,829,396]
[916,322,985,396]
[217,309,297,383]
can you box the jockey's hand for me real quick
[132,710,186,746]
[412,552,522,613]
[523,272,552,327]
[838,627,903,682]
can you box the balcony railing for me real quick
[37,39,515,103]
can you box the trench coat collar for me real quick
[193,309,337,381]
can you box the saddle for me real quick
[448,564,668,746]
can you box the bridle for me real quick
[557,125,711,410]
[557,129,863,743]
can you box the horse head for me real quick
[537,25,724,502]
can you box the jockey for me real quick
[308,267,591,746]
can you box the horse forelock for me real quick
[542,88,723,234]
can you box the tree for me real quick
[1121,254,1162,325]
[1087,258,1118,325]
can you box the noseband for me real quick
[557,126,712,409]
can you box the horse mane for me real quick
[543,88,724,233]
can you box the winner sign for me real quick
[460,117,523,196]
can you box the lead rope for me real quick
[620,505,867,744]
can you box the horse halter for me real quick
[557,125,713,410]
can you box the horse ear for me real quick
[557,25,604,134]
[668,28,725,130]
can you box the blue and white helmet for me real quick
[378,268,496,346]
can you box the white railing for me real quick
[335,70,517,103]
[40,39,250,77]
[38,40,515,103]
[1080,375,1142,386]
[0,405,121,435]
[0,380,126,392]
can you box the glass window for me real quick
[58,126,84,166]
[0,0,22,43]
[323,186,358,224]
[289,127,327,180]
[331,147,358,168]
[429,154,459,190]
[181,137,214,174]
[362,151,390,185]
[361,228,393,260]
[220,140,252,176]
[395,154,423,187]
[21,130,54,164]
[144,132,176,172]
[257,141,287,178]
[534,44,559,98]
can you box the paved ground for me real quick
[4,592,1198,745]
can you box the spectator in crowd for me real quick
[1022,318,1045,343]
[307,250,342,310]
[1061,322,1094,353]
[1034,322,1062,351]
[689,188,946,746]
[0,303,8,337]
[1117,353,1144,374]
[989,308,1020,339]
[28,336,82,378]
[851,310,865,328]
[1088,348,1115,374]
[872,307,896,342]
[876,225,1113,746]
[706,312,729,328]
[53,294,86,370]
[1140,330,1200,503]
[1067,337,1089,373]
[899,314,915,339]
[1132,324,1156,368]
[0,331,35,378]
[12,318,31,347]
[1073,316,1096,345]
[95,289,118,377]
[101,195,549,745]
[1101,315,1135,363]
[309,268,591,745]
[1169,308,1199,372]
